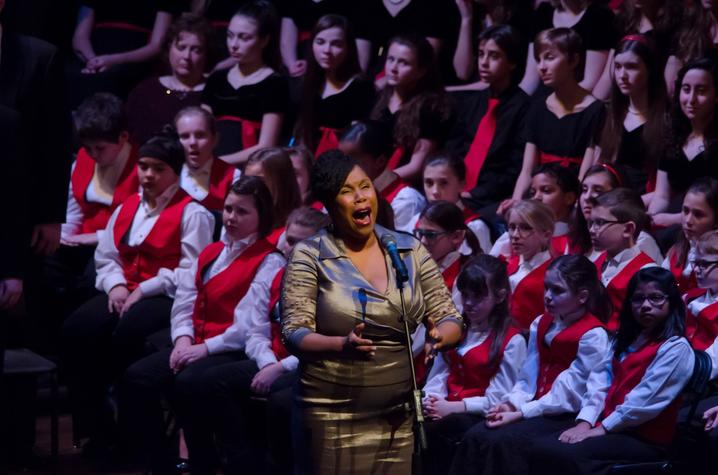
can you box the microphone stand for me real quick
[395,272,428,474]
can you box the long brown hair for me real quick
[673,2,714,63]
[598,36,666,173]
[370,35,450,151]
[669,178,718,268]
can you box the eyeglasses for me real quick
[630,293,669,307]
[507,223,534,237]
[586,218,625,231]
[691,259,718,271]
[413,229,449,241]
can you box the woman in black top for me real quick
[520,0,616,95]
[68,0,181,108]
[296,15,375,156]
[202,0,289,166]
[649,58,718,228]
[370,35,454,184]
[593,35,667,195]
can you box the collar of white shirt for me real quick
[222,231,258,252]
[139,183,180,216]
[439,250,462,273]
[520,249,551,271]
[604,245,641,270]
[553,221,569,236]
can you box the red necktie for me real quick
[464,98,499,191]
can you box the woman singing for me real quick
[281,150,464,474]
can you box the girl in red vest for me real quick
[120,176,285,474]
[662,178,718,295]
[201,1,289,165]
[529,267,693,475]
[409,155,492,252]
[578,164,663,264]
[686,230,718,376]
[243,147,303,246]
[295,14,375,157]
[500,28,605,215]
[422,255,527,475]
[500,200,555,331]
[175,106,238,213]
[61,130,215,449]
[589,189,656,332]
[449,255,612,475]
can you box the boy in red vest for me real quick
[61,129,214,452]
[588,189,656,333]
[339,120,426,232]
[687,230,718,378]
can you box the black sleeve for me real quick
[263,75,291,114]
[353,78,377,121]
[32,44,72,226]
[418,94,455,144]
[524,99,541,145]
[532,3,554,40]
[201,72,221,109]
[584,6,616,51]
[444,91,480,157]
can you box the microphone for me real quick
[381,234,409,284]
[358,288,368,323]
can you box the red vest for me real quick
[508,255,552,331]
[267,225,286,247]
[601,340,681,446]
[215,115,261,149]
[379,176,409,204]
[442,254,468,290]
[198,158,235,211]
[687,294,718,351]
[315,127,340,158]
[596,251,654,333]
[113,190,192,291]
[268,268,290,360]
[669,250,697,294]
[71,147,139,233]
[191,239,278,344]
[444,327,520,401]
[535,312,606,398]
[462,207,481,225]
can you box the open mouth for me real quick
[352,208,372,227]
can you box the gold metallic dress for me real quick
[282,225,461,475]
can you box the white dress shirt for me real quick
[171,232,286,357]
[180,159,242,202]
[600,245,656,286]
[588,336,694,432]
[423,328,527,415]
[374,170,427,233]
[491,222,568,258]
[505,313,611,420]
[687,290,718,380]
[94,184,215,297]
[509,250,552,293]
[661,245,696,277]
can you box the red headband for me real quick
[621,34,648,45]
[600,163,624,187]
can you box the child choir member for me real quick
[588,189,656,332]
[686,230,718,375]
[120,176,284,474]
[201,1,289,165]
[422,255,527,475]
[449,255,612,475]
[529,268,693,475]
[340,120,426,232]
[61,129,215,448]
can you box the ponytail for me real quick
[548,255,612,323]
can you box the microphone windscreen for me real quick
[380,233,397,248]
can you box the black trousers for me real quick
[121,348,247,475]
[528,429,666,475]
[424,412,484,475]
[265,371,298,475]
[449,414,576,475]
[60,293,172,441]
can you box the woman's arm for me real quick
[591,49,614,101]
[72,6,96,63]
[219,112,284,166]
[453,0,475,81]
[511,143,538,201]
[394,138,437,182]
[579,50,609,92]
[664,55,682,98]
[578,146,596,181]
[356,39,372,73]
[519,44,540,95]
[647,170,671,215]
[280,17,306,77]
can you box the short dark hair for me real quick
[76,93,127,143]
[534,27,586,81]
[228,175,275,239]
[287,206,331,231]
[478,24,526,86]
[590,188,649,238]
[310,150,358,209]
[548,254,612,323]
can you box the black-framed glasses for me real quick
[413,228,449,241]
[691,259,718,271]
[586,218,625,231]
[630,293,669,307]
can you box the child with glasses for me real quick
[686,231,718,373]
[529,267,693,475]
[588,189,656,332]
[501,200,555,331]
[662,177,718,294]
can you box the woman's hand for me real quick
[120,287,144,317]
[485,410,523,428]
[424,395,466,420]
[342,322,376,358]
[83,54,117,73]
[704,405,718,431]
[455,0,474,19]
[571,425,606,442]
[558,421,593,443]
[170,336,193,373]
[497,198,516,216]
[423,317,444,363]
[107,285,129,314]
[251,362,286,395]
[288,60,307,77]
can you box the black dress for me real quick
[202,70,290,155]
[615,124,652,193]
[526,97,605,174]
[659,146,718,195]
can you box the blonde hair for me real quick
[697,230,718,255]
[505,200,556,247]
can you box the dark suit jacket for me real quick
[0,31,72,228]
